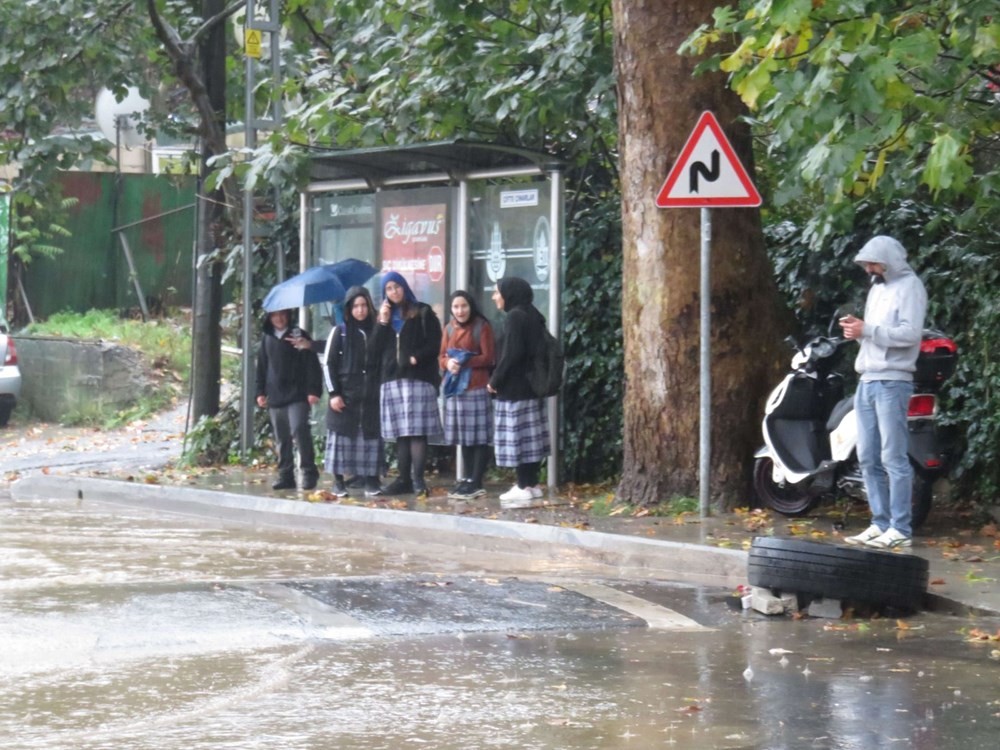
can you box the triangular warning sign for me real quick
[655,111,762,208]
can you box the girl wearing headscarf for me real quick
[438,290,496,499]
[372,271,444,498]
[486,277,550,506]
[322,285,383,498]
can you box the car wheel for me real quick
[753,456,818,516]
[0,400,12,427]
[748,536,928,612]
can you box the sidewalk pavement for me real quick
[9,465,1000,618]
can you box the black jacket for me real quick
[490,277,547,402]
[255,315,323,409]
[325,319,380,439]
[372,302,443,389]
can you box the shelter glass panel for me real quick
[467,179,552,331]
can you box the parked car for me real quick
[0,320,21,427]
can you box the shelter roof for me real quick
[307,139,564,184]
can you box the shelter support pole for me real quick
[454,178,470,480]
[547,168,564,489]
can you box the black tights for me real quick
[396,436,428,486]
[516,461,541,489]
[461,444,490,488]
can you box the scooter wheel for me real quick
[911,469,933,530]
[753,456,819,516]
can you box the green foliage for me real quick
[690,0,1000,505]
[0,2,148,264]
[25,309,192,377]
[181,397,271,467]
[684,1,1000,244]
[562,195,623,482]
[21,309,190,428]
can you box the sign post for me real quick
[656,111,761,518]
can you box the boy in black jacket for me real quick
[255,309,323,490]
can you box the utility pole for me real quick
[240,0,284,455]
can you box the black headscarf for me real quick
[497,277,533,310]
[343,285,375,334]
[336,285,375,374]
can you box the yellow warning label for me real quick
[245,29,262,58]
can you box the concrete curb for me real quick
[10,475,749,589]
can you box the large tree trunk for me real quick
[190,0,226,420]
[612,0,788,507]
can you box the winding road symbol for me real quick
[656,111,761,208]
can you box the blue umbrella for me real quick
[262,259,378,312]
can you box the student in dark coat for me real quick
[372,271,443,499]
[255,308,323,491]
[487,277,550,507]
[322,286,383,497]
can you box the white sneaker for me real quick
[844,524,883,546]
[499,485,535,508]
[529,485,544,499]
[866,527,912,549]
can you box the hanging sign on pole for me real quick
[655,111,761,519]
[656,111,761,208]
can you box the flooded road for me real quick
[3,494,999,749]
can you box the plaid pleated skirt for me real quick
[443,387,493,446]
[380,379,444,440]
[324,430,380,476]
[494,398,550,467]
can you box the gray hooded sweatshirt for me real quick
[852,235,927,382]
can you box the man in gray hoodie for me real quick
[840,236,927,549]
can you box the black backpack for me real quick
[528,325,565,398]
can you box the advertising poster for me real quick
[379,201,447,320]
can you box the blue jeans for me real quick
[855,380,914,537]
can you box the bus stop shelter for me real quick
[298,140,566,486]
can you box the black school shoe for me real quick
[272,476,296,491]
[382,477,414,495]
[301,472,319,491]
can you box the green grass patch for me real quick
[24,309,193,429]
[25,309,192,378]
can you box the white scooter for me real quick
[753,328,957,529]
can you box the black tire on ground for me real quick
[0,401,12,428]
[747,536,929,612]
[911,469,933,531]
[753,456,818,516]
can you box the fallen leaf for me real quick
[930,578,946,585]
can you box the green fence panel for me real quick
[23,173,195,319]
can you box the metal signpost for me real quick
[655,111,762,517]
[240,0,284,457]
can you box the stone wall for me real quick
[14,337,150,422]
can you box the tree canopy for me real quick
[683,0,999,242]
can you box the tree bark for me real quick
[188,0,227,421]
[612,0,789,507]
[147,0,229,420]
